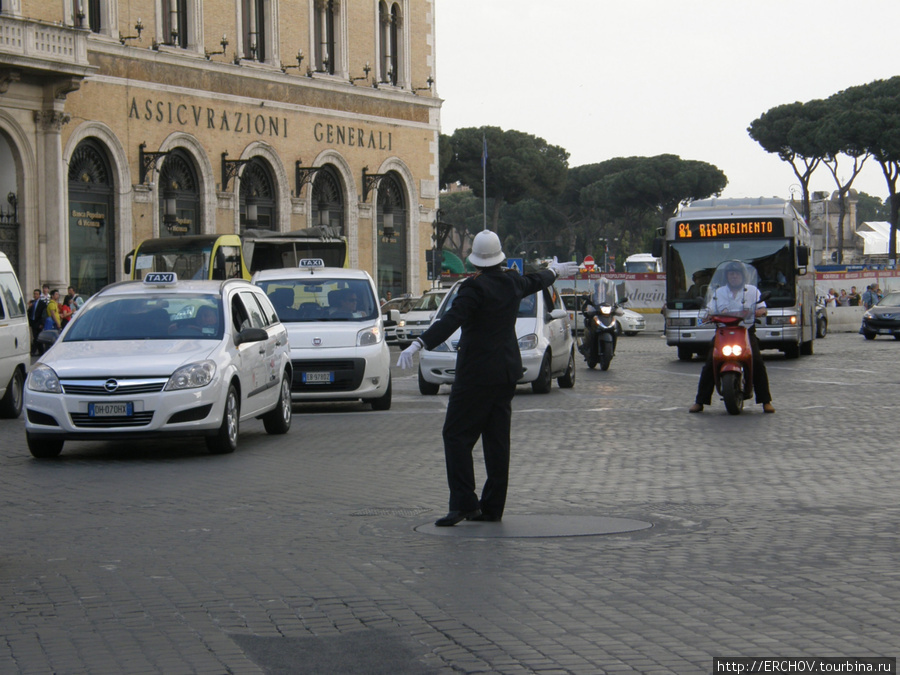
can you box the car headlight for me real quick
[397,319,406,328]
[27,365,62,393]
[165,360,216,391]
[517,333,539,350]
[863,311,873,320]
[768,315,797,326]
[357,325,382,346]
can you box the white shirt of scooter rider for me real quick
[705,283,765,329]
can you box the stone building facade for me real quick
[0,0,440,298]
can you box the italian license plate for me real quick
[878,329,893,335]
[302,371,333,384]
[89,402,133,417]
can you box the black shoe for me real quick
[468,512,502,522]
[434,509,480,527]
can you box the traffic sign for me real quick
[507,258,524,274]
[583,255,595,271]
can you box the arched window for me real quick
[158,149,200,236]
[376,172,407,298]
[239,158,276,232]
[310,165,344,234]
[241,0,267,62]
[162,0,189,48]
[68,139,115,295]
[378,1,401,86]
[314,0,337,75]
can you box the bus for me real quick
[624,253,662,273]
[124,227,348,281]
[653,198,815,361]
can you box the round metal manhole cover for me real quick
[414,514,652,538]
[352,507,433,517]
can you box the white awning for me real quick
[856,221,900,255]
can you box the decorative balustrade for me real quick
[0,15,90,69]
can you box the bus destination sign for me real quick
[675,218,785,240]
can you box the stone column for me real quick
[33,109,70,290]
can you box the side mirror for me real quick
[389,309,400,322]
[619,296,628,305]
[797,245,810,267]
[236,326,268,345]
[548,308,568,322]
[651,238,664,258]
[124,250,134,276]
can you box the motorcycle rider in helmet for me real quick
[689,260,775,414]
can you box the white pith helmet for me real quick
[468,230,506,267]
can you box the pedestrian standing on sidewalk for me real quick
[396,231,579,526]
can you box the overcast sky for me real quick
[434,0,899,202]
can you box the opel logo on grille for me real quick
[104,379,119,393]
[313,337,322,346]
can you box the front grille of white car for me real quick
[61,379,168,396]
[70,411,155,428]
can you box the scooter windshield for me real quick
[590,278,618,306]
[701,260,761,321]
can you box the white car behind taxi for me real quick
[253,261,391,410]
[417,280,576,394]
[24,273,292,458]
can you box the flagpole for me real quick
[482,133,487,231]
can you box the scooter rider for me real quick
[689,260,775,414]
[396,231,579,526]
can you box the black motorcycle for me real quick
[579,278,625,371]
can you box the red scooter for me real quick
[701,261,769,415]
[709,312,754,415]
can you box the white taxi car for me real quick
[252,261,391,410]
[418,280,576,394]
[24,273,292,458]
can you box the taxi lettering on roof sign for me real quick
[144,272,177,284]
[299,258,325,268]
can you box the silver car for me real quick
[418,281,576,394]
[24,274,292,458]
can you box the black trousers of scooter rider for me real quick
[693,328,772,407]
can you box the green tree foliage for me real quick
[443,126,569,231]
[580,154,727,231]
[840,77,900,260]
[748,100,828,222]
[855,192,890,224]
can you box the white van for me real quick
[0,252,29,417]
[252,262,392,410]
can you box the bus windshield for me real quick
[667,239,795,309]
[134,240,212,281]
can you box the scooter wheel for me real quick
[599,343,613,371]
[721,372,743,415]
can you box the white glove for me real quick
[548,256,580,279]
[397,340,423,369]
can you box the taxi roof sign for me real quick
[144,272,177,284]
[299,258,325,268]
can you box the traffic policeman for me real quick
[397,230,578,526]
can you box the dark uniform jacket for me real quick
[419,267,556,386]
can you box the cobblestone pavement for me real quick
[1,332,898,674]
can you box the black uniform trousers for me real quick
[442,380,517,517]
[695,329,771,405]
